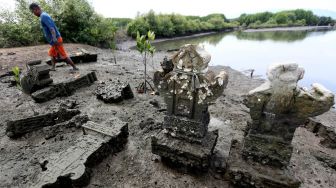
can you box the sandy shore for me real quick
[0,44,335,187]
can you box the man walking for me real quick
[29,3,78,71]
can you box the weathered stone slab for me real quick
[151,130,218,170]
[31,72,97,103]
[304,118,336,149]
[34,119,128,188]
[227,142,300,188]
[46,51,97,65]
[95,81,134,103]
[6,108,80,138]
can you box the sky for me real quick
[1,0,336,18]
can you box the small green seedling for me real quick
[12,66,21,89]
[136,30,156,93]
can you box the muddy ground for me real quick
[0,44,335,188]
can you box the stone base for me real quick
[242,134,292,168]
[227,142,300,188]
[34,119,128,188]
[151,130,218,170]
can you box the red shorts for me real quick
[48,37,68,59]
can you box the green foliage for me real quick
[136,30,155,55]
[136,30,156,93]
[108,18,132,28]
[238,9,331,28]
[127,11,238,38]
[12,66,21,88]
[0,0,117,48]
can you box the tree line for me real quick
[0,1,335,48]
[238,9,334,29]
[127,10,239,38]
[0,0,117,48]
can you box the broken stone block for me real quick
[95,81,134,103]
[6,108,80,138]
[304,118,336,149]
[34,118,128,187]
[31,72,97,103]
[21,62,53,94]
[243,63,334,168]
[46,49,97,65]
[152,44,228,170]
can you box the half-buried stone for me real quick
[95,81,134,103]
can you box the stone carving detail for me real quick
[152,44,228,169]
[244,63,335,167]
[21,61,53,94]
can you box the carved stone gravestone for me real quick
[228,63,335,187]
[151,44,228,170]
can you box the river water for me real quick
[153,29,336,94]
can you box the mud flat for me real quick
[0,45,335,187]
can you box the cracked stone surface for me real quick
[33,118,128,187]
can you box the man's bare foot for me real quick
[50,67,56,71]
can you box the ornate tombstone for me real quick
[151,44,228,169]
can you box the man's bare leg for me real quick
[50,57,57,71]
[65,57,78,70]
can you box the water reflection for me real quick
[153,29,336,96]
[235,31,310,42]
[154,32,228,50]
